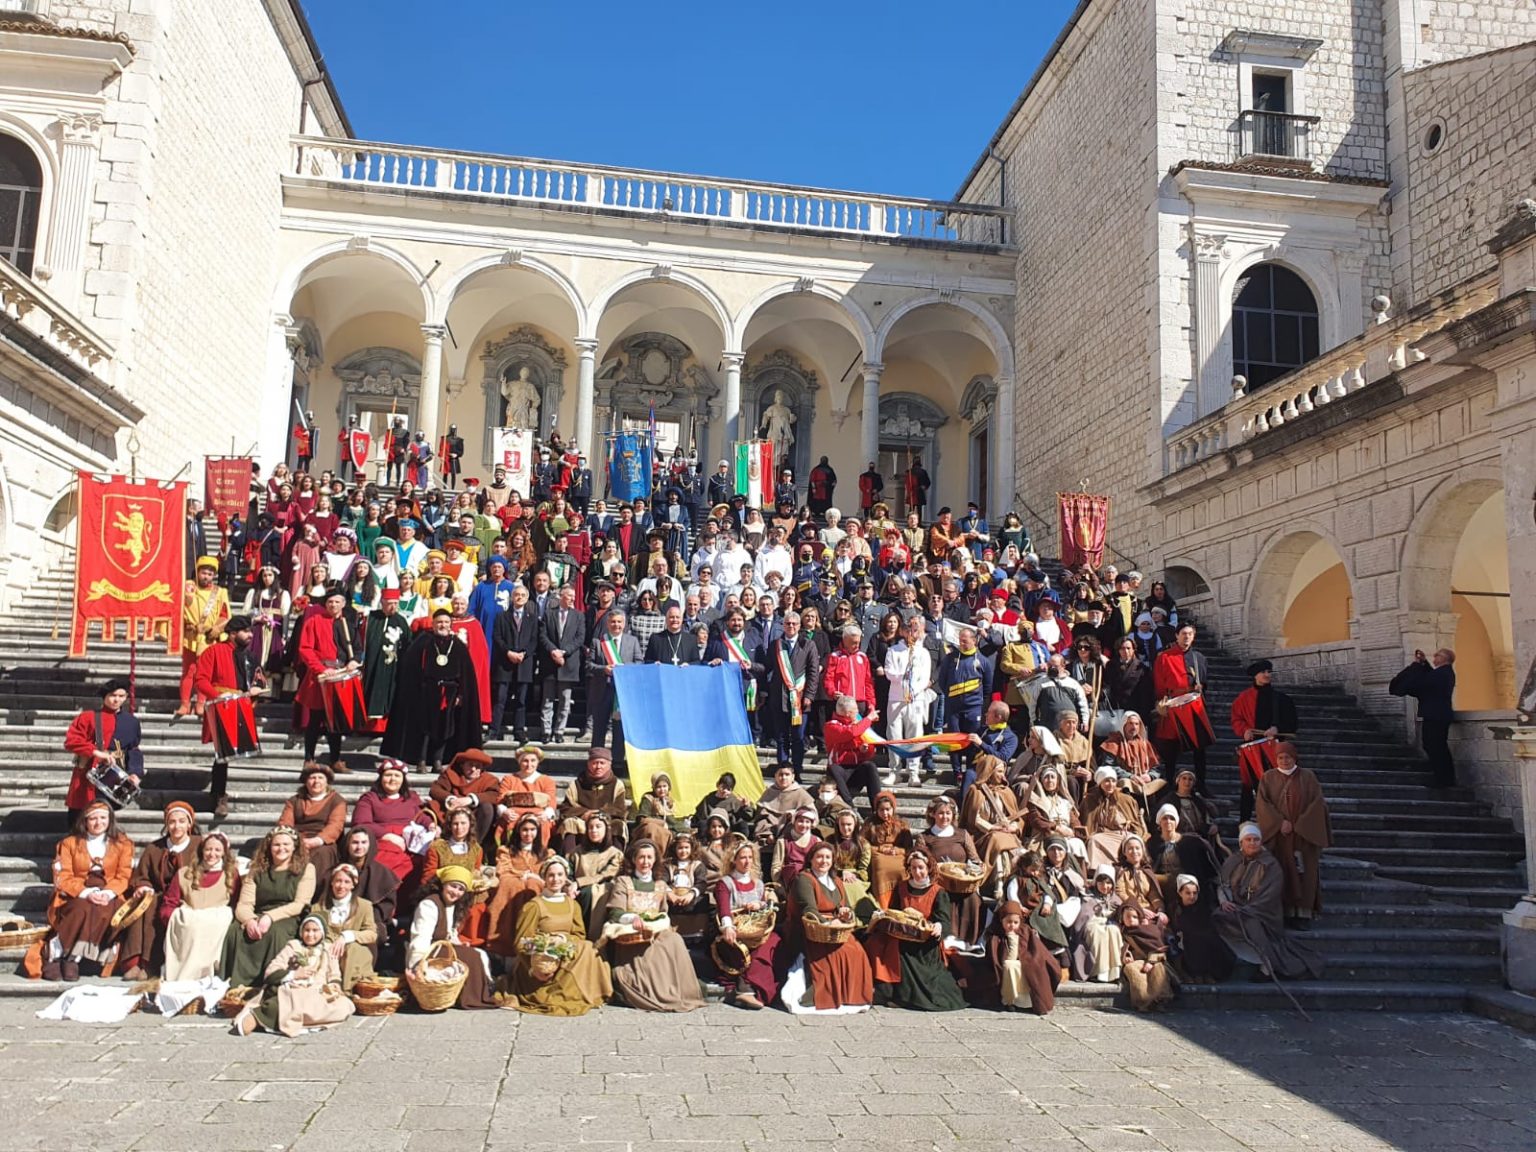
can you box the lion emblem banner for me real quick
[1057,491,1110,570]
[70,472,188,656]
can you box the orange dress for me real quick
[789,872,873,1011]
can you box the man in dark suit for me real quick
[706,459,733,508]
[538,583,585,742]
[569,455,593,514]
[756,610,821,781]
[1390,648,1458,788]
[644,605,702,666]
[489,583,539,742]
[587,607,642,765]
[185,498,209,579]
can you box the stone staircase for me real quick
[0,560,1525,1013]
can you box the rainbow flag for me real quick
[612,664,766,813]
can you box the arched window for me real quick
[1232,263,1319,391]
[0,134,43,276]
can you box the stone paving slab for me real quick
[0,1001,1532,1151]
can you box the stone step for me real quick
[1374,863,1527,888]
[1302,927,1500,955]
[1322,828,1527,852]
[1315,951,1502,984]
[1317,903,1508,930]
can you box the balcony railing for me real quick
[289,136,1013,248]
[0,260,113,372]
[1164,274,1502,475]
[1237,110,1319,163]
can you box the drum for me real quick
[319,669,368,734]
[208,692,260,761]
[85,760,140,809]
[1237,737,1277,788]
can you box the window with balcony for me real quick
[1232,263,1319,391]
[0,134,43,277]
[1223,29,1323,166]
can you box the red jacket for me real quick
[295,612,343,711]
[824,715,876,766]
[823,648,875,712]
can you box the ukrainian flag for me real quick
[612,664,765,813]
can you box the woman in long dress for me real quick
[350,760,424,883]
[118,800,201,980]
[310,863,377,992]
[916,796,985,943]
[404,865,499,1009]
[1068,864,1124,983]
[824,807,872,917]
[162,832,238,981]
[1119,903,1176,1011]
[485,813,549,960]
[960,753,1025,900]
[866,848,965,1011]
[1114,835,1166,921]
[421,807,487,942]
[1020,764,1086,866]
[569,812,624,941]
[220,827,316,986]
[860,791,913,908]
[712,841,782,1010]
[235,914,356,1037]
[278,765,347,880]
[42,802,133,981]
[600,840,705,1013]
[1082,767,1148,869]
[243,565,290,681]
[784,841,873,1015]
[501,857,613,1016]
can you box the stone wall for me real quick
[1412,0,1536,65]
[1400,43,1536,304]
[1003,0,1164,560]
[1449,713,1525,827]
[1172,0,1388,181]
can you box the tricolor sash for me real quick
[601,635,625,718]
[776,643,804,726]
[723,632,756,711]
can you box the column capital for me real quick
[273,311,296,330]
[420,323,447,344]
[56,111,102,144]
[721,351,746,371]
[862,361,885,379]
[1192,232,1229,263]
[573,337,600,357]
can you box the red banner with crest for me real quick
[70,473,188,657]
[203,457,250,522]
[1057,491,1110,570]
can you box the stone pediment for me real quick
[483,325,567,368]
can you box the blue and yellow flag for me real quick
[611,664,765,814]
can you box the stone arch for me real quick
[1247,525,1354,650]
[272,238,433,321]
[872,293,1015,381]
[478,326,569,461]
[41,481,78,540]
[743,350,820,485]
[586,266,735,350]
[1402,469,1512,708]
[1219,249,1341,354]
[734,281,875,360]
[434,252,588,333]
[1161,558,1214,602]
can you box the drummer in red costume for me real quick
[1151,623,1215,793]
[62,679,144,826]
[192,615,263,818]
[296,588,363,778]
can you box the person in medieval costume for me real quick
[1213,823,1324,980]
[242,565,290,683]
[1151,624,1215,793]
[447,594,494,727]
[440,424,465,488]
[362,589,410,733]
[63,679,145,827]
[408,431,433,487]
[1253,742,1331,929]
[1230,658,1299,823]
[382,609,484,771]
[117,800,202,980]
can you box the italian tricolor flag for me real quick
[734,440,774,508]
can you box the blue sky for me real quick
[304,1,1081,201]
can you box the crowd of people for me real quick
[40,434,1336,1031]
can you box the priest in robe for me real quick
[1253,742,1331,929]
[382,609,484,771]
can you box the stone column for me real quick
[49,112,102,308]
[721,352,744,450]
[574,337,598,464]
[993,373,1014,519]
[419,324,446,449]
[860,362,883,468]
[1192,233,1229,418]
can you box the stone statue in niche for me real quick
[760,388,796,463]
[500,366,541,430]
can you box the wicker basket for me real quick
[351,990,403,1017]
[732,907,776,948]
[801,912,856,946]
[0,916,48,949]
[874,910,935,942]
[352,976,400,999]
[524,951,562,983]
[936,861,987,896]
[406,940,468,1012]
[217,987,253,1017]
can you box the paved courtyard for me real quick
[0,1001,1531,1152]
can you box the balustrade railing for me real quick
[1237,110,1319,164]
[0,261,113,372]
[1164,275,1501,474]
[290,137,1012,247]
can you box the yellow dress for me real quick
[500,895,612,1016]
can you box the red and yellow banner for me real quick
[1058,491,1110,570]
[203,457,250,522]
[70,472,188,656]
